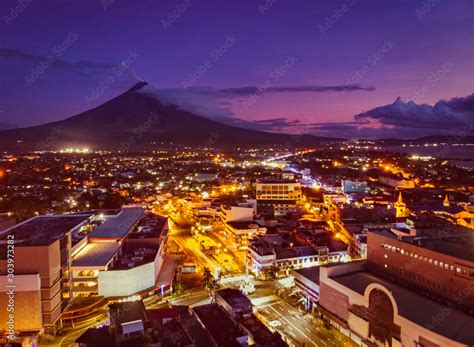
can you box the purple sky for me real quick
[1,0,473,138]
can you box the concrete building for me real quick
[0,207,169,342]
[292,266,321,311]
[221,205,254,223]
[0,214,91,336]
[379,175,415,189]
[256,178,301,216]
[317,217,474,347]
[225,221,266,250]
[71,210,169,298]
[249,234,347,279]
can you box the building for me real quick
[249,234,347,279]
[0,214,91,336]
[71,210,169,298]
[316,217,474,347]
[193,304,249,347]
[342,180,369,194]
[379,175,416,189]
[256,178,301,216]
[109,301,153,345]
[292,266,321,312]
[221,205,254,223]
[0,207,169,341]
[367,218,474,314]
[394,192,410,218]
[224,221,266,250]
[215,288,253,318]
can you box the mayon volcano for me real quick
[0,82,341,150]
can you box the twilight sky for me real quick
[1,0,473,138]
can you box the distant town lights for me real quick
[59,147,91,154]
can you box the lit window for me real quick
[434,261,438,266]
[384,254,388,259]
[384,264,388,268]
[401,249,404,255]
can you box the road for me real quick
[41,310,108,347]
[249,280,357,347]
[167,210,356,347]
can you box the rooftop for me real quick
[293,266,321,285]
[71,241,121,268]
[239,314,287,347]
[193,304,246,347]
[0,214,90,246]
[331,270,474,345]
[159,319,193,347]
[216,288,252,310]
[88,207,144,240]
[257,178,298,184]
[371,227,474,262]
[110,300,148,327]
[276,246,317,260]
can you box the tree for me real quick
[173,280,185,296]
[202,267,216,291]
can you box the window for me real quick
[456,267,461,273]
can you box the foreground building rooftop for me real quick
[331,268,474,345]
[0,214,90,246]
[88,207,144,240]
[71,242,121,269]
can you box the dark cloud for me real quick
[219,84,376,95]
[225,117,304,132]
[354,94,474,131]
[140,84,375,125]
[0,48,116,74]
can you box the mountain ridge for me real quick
[0,81,342,150]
